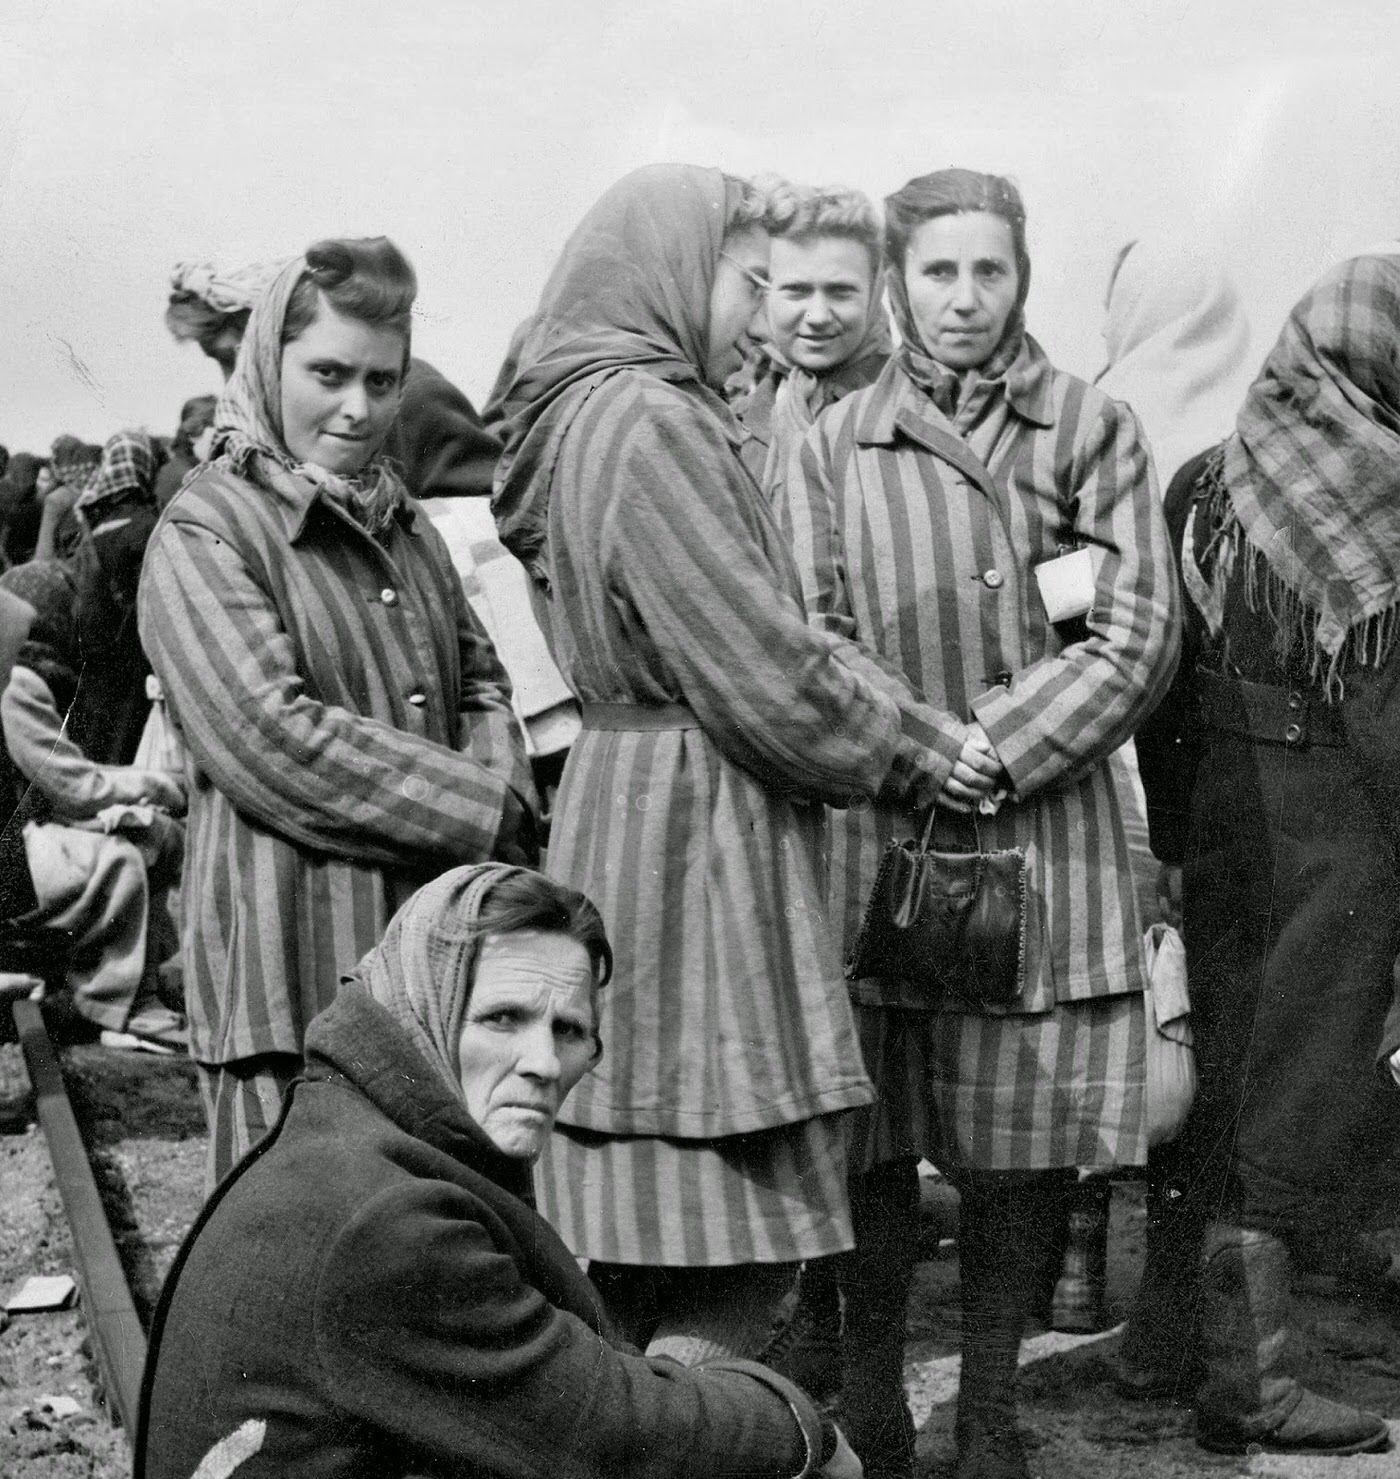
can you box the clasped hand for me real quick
[938,723,1005,813]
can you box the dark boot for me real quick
[759,1256,844,1403]
[1048,1175,1110,1332]
[837,1158,919,1479]
[1195,1222,1390,1456]
[1112,1159,1206,1400]
[954,1173,1062,1479]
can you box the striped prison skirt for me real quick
[848,994,1147,1175]
[535,1111,853,1266]
[195,1052,301,1196]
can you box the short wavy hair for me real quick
[282,237,418,357]
[764,181,882,277]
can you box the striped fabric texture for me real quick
[138,464,533,1067]
[538,1115,853,1266]
[540,370,932,1141]
[195,1052,300,1194]
[532,369,951,1260]
[782,344,1178,1170]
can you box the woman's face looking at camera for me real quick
[456,930,599,1161]
[902,210,1020,372]
[766,235,876,372]
[279,295,405,475]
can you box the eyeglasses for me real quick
[719,251,771,298]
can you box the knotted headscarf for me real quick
[488,164,746,584]
[210,257,407,535]
[342,863,596,1104]
[1215,254,1400,687]
[168,258,292,319]
[1097,237,1253,492]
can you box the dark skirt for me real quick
[1178,716,1400,1243]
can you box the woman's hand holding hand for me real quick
[817,1425,862,1479]
[938,723,1005,813]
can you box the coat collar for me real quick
[855,336,1057,450]
[258,466,422,546]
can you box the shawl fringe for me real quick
[1198,447,1400,701]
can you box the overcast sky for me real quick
[3,0,1400,453]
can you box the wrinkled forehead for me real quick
[470,931,599,1018]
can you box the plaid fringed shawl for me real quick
[1217,254,1400,694]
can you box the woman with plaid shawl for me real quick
[1121,254,1400,1456]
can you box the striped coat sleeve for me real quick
[138,518,513,869]
[971,400,1181,797]
[785,419,967,792]
[601,401,906,806]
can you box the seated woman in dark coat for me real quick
[136,864,858,1479]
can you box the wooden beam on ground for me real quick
[13,998,146,1444]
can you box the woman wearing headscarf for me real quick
[785,169,1179,1479]
[167,255,505,498]
[488,164,948,1381]
[139,238,536,1191]
[730,183,890,496]
[138,863,860,1479]
[1097,236,1254,495]
[167,255,576,772]
[35,436,103,562]
[1117,255,1400,1457]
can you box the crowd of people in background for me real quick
[1,161,1398,1479]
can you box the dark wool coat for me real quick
[1136,449,1400,1248]
[387,358,504,500]
[136,984,824,1479]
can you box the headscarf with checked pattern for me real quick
[1199,254,1400,694]
[77,430,161,511]
[341,863,607,1103]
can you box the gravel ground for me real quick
[2,1033,1398,1479]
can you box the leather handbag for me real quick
[845,807,1027,1007]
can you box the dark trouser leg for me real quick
[1114,1142,1207,1398]
[1195,1222,1388,1455]
[954,1169,1067,1479]
[836,1157,920,1479]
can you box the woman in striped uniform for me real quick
[139,238,536,1192]
[487,165,948,1375]
[783,169,1179,1479]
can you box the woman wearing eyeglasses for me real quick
[488,164,947,1371]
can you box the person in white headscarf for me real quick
[1096,236,1254,494]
